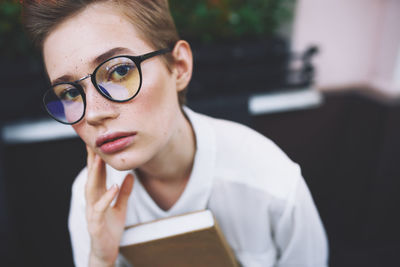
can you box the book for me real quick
[119,209,239,267]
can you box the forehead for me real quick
[43,2,150,80]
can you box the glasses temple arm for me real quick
[139,48,172,61]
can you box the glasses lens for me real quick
[44,84,84,124]
[95,57,140,101]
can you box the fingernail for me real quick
[111,184,118,191]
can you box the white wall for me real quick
[292,0,400,95]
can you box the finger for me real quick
[114,174,134,211]
[86,145,95,173]
[92,184,119,216]
[85,154,107,205]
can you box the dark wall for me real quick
[0,139,15,266]
[1,90,399,267]
[2,138,86,267]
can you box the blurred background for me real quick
[1,0,400,266]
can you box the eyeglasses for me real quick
[43,48,171,125]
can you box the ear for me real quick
[171,40,193,92]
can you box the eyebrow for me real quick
[92,47,133,66]
[51,47,134,85]
[51,74,74,85]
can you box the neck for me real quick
[135,108,196,210]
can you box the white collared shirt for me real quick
[69,108,328,267]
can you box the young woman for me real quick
[22,0,328,266]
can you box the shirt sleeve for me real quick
[274,176,329,267]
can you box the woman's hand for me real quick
[85,146,134,267]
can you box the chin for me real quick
[101,146,155,172]
[103,155,142,171]
[109,163,135,171]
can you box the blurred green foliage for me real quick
[170,0,295,43]
[0,0,295,59]
[0,0,36,59]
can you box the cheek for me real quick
[136,67,178,113]
[118,69,179,144]
[136,81,177,131]
[72,124,91,145]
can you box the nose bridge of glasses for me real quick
[75,74,98,97]
[75,74,92,83]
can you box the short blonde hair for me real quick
[22,0,186,104]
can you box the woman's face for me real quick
[43,3,184,170]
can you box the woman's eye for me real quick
[60,88,80,101]
[109,64,133,82]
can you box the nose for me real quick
[83,82,119,126]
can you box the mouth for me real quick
[96,132,136,154]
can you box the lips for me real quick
[96,132,136,154]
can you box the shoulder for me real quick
[195,112,302,200]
